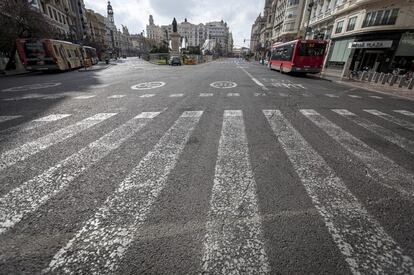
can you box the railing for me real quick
[349,71,414,90]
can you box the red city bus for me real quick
[16,38,83,71]
[269,39,327,74]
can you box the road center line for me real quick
[240,67,269,90]
[0,111,161,235]
[202,110,270,274]
[0,116,22,123]
[264,109,414,274]
[45,111,203,274]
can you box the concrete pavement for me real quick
[0,57,413,274]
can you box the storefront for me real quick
[325,30,414,73]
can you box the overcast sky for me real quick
[84,0,265,48]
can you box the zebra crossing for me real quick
[0,107,413,273]
[1,91,392,101]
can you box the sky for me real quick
[84,0,265,48]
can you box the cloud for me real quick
[84,0,265,47]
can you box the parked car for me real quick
[169,56,182,66]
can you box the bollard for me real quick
[382,74,389,84]
[408,78,414,90]
[360,71,367,81]
[374,72,380,83]
[378,73,385,83]
[389,75,397,86]
[368,72,374,82]
[398,77,405,88]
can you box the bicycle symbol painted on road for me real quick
[210,81,238,89]
[131,82,166,90]
[2,82,62,92]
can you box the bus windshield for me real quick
[297,43,325,56]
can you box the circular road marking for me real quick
[2,82,62,92]
[131,82,166,90]
[210,81,238,89]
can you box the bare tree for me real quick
[0,0,58,69]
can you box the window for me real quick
[53,9,57,20]
[58,13,62,23]
[363,8,399,27]
[388,9,399,24]
[298,43,326,56]
[48,6,52,17]
[346,16,357,31]
[335,20,343,33]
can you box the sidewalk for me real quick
[318,71,414,100]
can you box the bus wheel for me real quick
[67,62,72,70]
[280,65,284,74]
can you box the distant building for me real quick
[146,15,232,55]
[85,9,107,49]
[105,1,132,57]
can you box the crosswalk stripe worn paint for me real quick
[45,111,203,274]
[0,114,71,138]
[202,110,270,274]
[333,109,414,155]
[364,109,414,131]
[0,112,161,235]
[393,110,414,117]
[0,116,22,123]
[263,109,414,274]
[301,109,414,198]
[0,113,114,171]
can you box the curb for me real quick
[315,75,414,102]
[0,70,34,77]
[78,64,112,72]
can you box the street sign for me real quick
[348,41,393,49]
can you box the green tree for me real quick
[0,0,57,69]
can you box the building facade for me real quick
[85,9,107,49]
[105,1,133,57]
[306,0,414,75]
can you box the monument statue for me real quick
[170,17,180,55]
[172,18,178,33]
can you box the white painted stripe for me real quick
[202,110,270,274]
[2,94,44,101]
[394,110,414,117]
[364,109,414,131]
[227,93,240,97]
[0,111,161,235]
[325,94,339,98]
[301,109,414,197]
[0,113,115,171]
[33,114,71,122]
[74,95,96,99]
[140,94,155,98]
[43,94,67,99]
[254,92,266,96]
[107,95,126,99]
[333,109,414,154]
[0,116,21,123]
[45,111,202,273]
[348,95,362,98]
[0,114,71,138]
[240,67,269,90]
[369,96,383,99]
[279,92,288,97]
[264,109,414,274]
[199,93,213,97]
[169,93,184,97]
